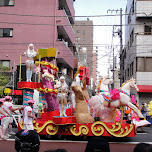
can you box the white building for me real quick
[120,0,152,103]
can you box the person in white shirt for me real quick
[4,96,19,135]
[23,100,36,130]
[0,98,9,140]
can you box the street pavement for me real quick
[0,126,151,152]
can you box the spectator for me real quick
[67,100,72,109]
[141,103,149,120]
[85,137,110,152]
[15,129,40,152]
[134,143,152,152]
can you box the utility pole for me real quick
[107,8,123,87]
[12,62,15,95]
[120,8,123,86]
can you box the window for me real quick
[132,0,134,13]
[0,0,14,6]
[145,58,152,72]
[128,68,130,77]
[0,60,10,68]
[76,37,81,41]
[0,28,13,37]
[125,70,127,80]
[144,25,151,35]
[76,30,81,33]
[128,11,131,24]
[127,41,129,50]
[83,37,85,42]
[136,57,152,72]
[83,30,85,35]
[130,29,134,46]
[130,62,134,76]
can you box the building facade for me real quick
[74,20,93,76]
[0,0,76,80]
[120,0,152,103]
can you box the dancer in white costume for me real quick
[0,98,9,140]
[4,96,19,135]
[21,44,38,82]
[56,76,69,117]
[23,100,36,130]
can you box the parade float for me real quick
[17,48,141,138]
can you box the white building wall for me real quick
[124,0,152,103]
[136,1,152,17]
[136,72,152,85]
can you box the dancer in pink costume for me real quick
[131,96,150,128]
[116,109,121,122]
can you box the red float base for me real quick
[17,82,43,89]
[18,109,136,137]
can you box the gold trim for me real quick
[37,88,57,94]
[19,120,58,135]
[35,61,59,72]
[91,121,134,137]
[69,125,89,136]
[19,121,23,129]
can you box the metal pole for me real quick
[61,85,63,117]
[12,62,15,95]
[113,47,115,89]
[38,55,41,83]
[19,55,22,82]
[120,8,123,85]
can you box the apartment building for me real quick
[74,20,93,76]
[0,0,76,80]
[120,0,152,102]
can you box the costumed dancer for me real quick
[1,97,11,139]
[115,108,121,122]
[56,76,69,117]
[0,98,9,140]
[21,43,38,82]
[23,100,36,130]
[4,96,19,135]
[130,98,150,129]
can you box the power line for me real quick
[0,12,148,18]
[0,21,145,27]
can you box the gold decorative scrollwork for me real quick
[46,124,59,135]
[18,120,58,135]
[91,121,134,137]
[69,125,89,136]
[19,121,23,129]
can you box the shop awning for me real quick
[137,85,152,93]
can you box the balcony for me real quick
[57,9,75,45]
[56,40,74,69]
[58,0,75,24]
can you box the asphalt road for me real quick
[0,126,151,152]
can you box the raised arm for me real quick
[28,111,36,119]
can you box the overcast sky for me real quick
[74,0,127,78]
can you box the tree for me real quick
[0,64,10,96]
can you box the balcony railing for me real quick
[62,39,74,57]
[62,8,74,32]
